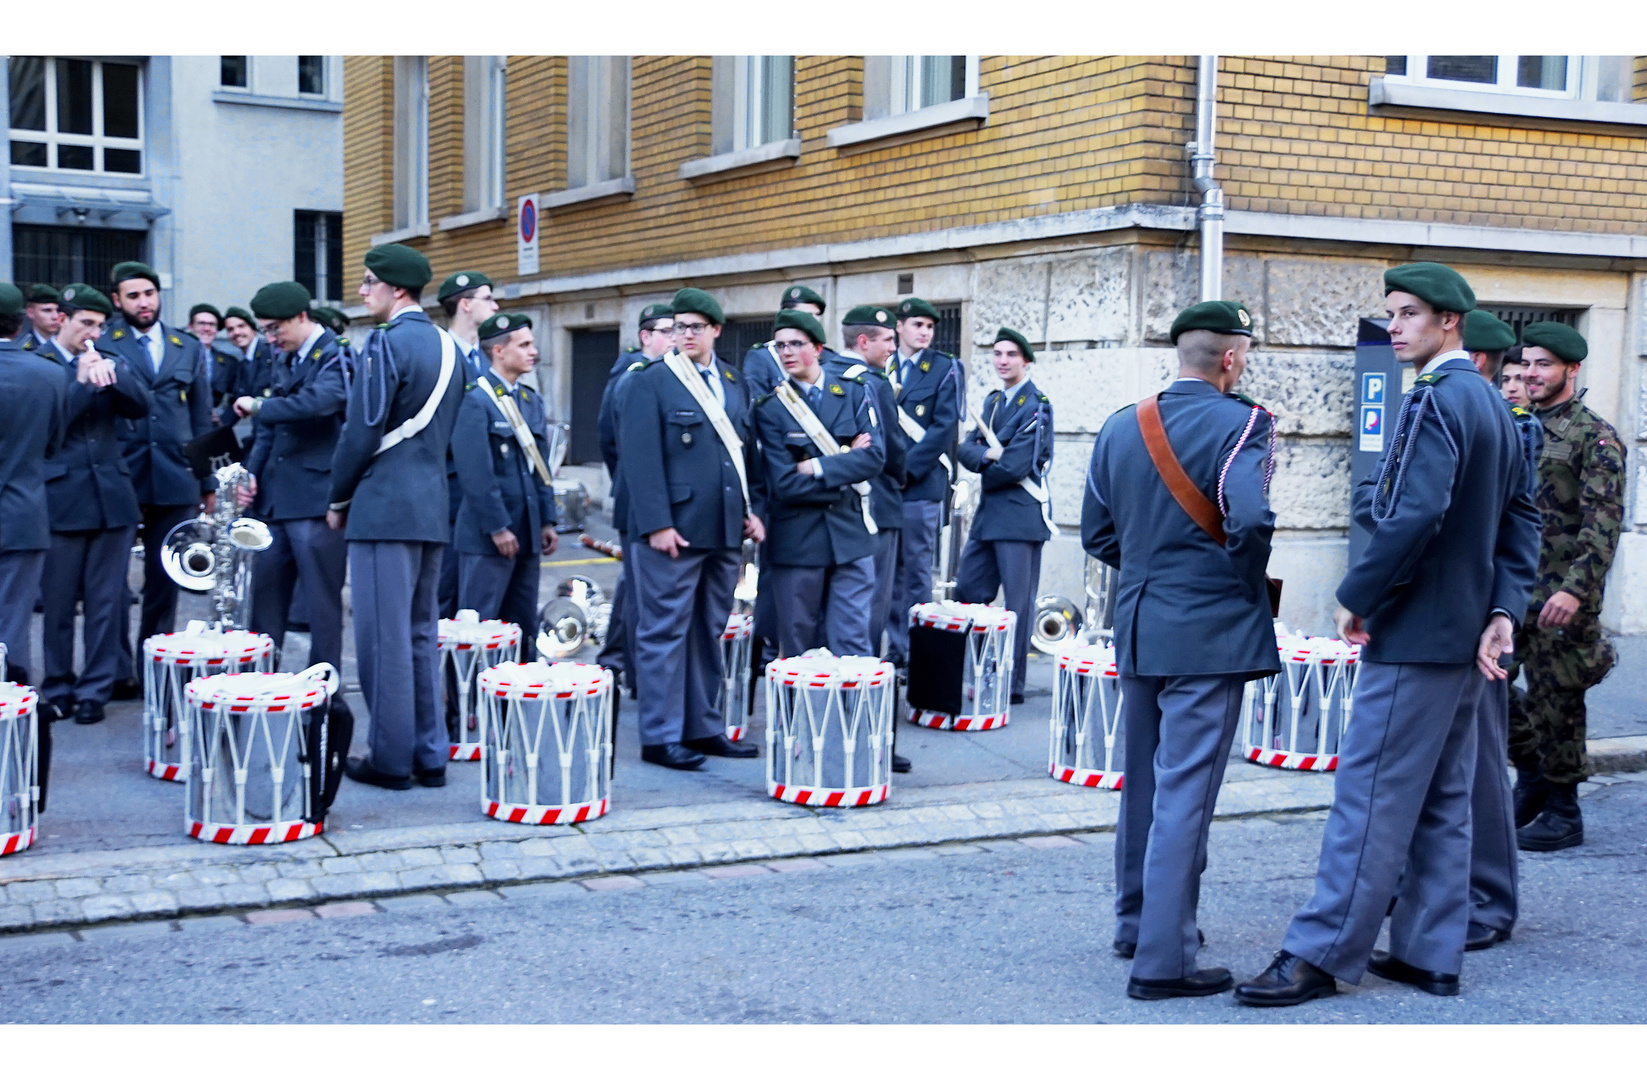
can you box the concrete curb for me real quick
[1591,735,1647,777]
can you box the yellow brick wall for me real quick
[1636,55,1647,102]
[341,57,395,271]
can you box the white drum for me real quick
[0,682,39,857]
[1049,643,1126,789]
[184,664,336,844]
[764,652,896,807]
[479,661,612,825]
[1241,635,1361,772]
[439,611,522,762]
[905,602,1016,731]
[142,625,273,782]
[721,612,754,742]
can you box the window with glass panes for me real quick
[863,56,969,121]
[1384,55,1572,95]
[220,56,248,88]
[294,211,343,304]
[9,58,143,174]
[298,56,325,96]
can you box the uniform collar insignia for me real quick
[919,359,930,372]
[830,383,844,395]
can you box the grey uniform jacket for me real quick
[1082,378,1280,679]
[1340,355,1541,665]
[36,340,151,532]
[824,354,906,530]
[957,380,1054,543]
[598,350,645,534]
[328,308,466,543]
[245,328,347,521]
[450,374,558,554]
[0,340,68,551]
[104,320,215,504]
[891,348,964,503]
[750,374,885,567]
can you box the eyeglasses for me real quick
[360,274,382,289]
[773,340,812,353]
[257,322,281,336]
[672,321,711,336]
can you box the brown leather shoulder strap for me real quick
[1136,393,1227,545]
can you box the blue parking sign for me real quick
[1361,372,1387,406]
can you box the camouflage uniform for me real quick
[1507,391,1625,786]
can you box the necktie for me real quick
[143,331,162,373]
[469,348,483,378]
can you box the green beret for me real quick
[312,307,348,335]
[1462,310,1516,353]
[895,297,940,322]
[479,311,533,344]
[0,284,23,317]
[993,326,1035,361]
[223,306,256,327]
[1383,262,1475,314]
[188,302,222,323]
[780,284,826,313]
[1169,299,1254,344]
[110,261,160,289]
[250,281,313,321]
[841,305,896,329]
[437,271,492,303]
[1522,321,1587,363]
[59,283,113,316]
[364,243,432,290]
[26,283,60,305]
[773,308,827,345]
[671,287,724,326]
[638,303,674,326]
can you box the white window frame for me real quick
[297,55,327,98]
[7,57,146,177]
[1385,55,1578,100]
[869,55,978,121]
[460,56,507,216]
[1370,56,1644,128]
[565,56,631,191]
[390,55,430,236]
[732,56,793,153]
[827,56,987,152]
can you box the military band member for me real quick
[1084,300,1278,1001]
[1510,322,1625,853]
[223,305,274,401]
[752,309,884,657]
[436,271,500,619]
[331,244,466,791]
[312,307,351,341]
[234,281,349,672]
[743,284,834,398]
[452,312,559,659]
[955,327,1053,704]
[596,303,675,686]
[38,286,151,725]
[885,296,963,668]
[20,284,62,348]
[105,261,216,698]
[187,303,241,421]
[618,288,764,770]
[1237,264,1540,1007]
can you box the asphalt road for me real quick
[4,773,1642,1024]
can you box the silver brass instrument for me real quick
[535,575,610,660]
[930,474,978,603]
[160,463,272,631]
[733,539,759,616]
[1081,555,1116,644]
[1030,595,1082,654]
[1033,556,1116,653]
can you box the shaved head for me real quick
[1176,329,1249,378]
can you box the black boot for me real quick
[1518,781,1582,851]
[1512,765,1549,829]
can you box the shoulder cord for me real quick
[1370,387,1457,524]
[1215,406,1276,515]
[336,327,398,429]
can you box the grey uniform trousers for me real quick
[42,527,137,707]
[459,545,541,662]
[349,540,447,778]
[867,528,900,658]
[768,556,877,659]
[250,517,347,671]
[1282,661,1481,983]
[886,499,941,665]
[954,537,1042,697]
[1114,673,1246,981]
[1467,673,1518,934]
[0,551,45,681]
[631,544,739,747]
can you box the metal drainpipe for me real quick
[1188,55,1224,302]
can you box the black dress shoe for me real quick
[39,699,67,724]
[414,768,446,788]
[1126,967,1232,1001]
[344,757,413,790]
[73,699,105,725]
[1367,951,1459,996]
[683,734,759,759]
[1465,924,1512,952]
[1010,692,1025,705]
[641,742,706,770]
[1114,929,1204,960]
[1234,951,1338,1007]
[110,677,141,701]
[892,753,912,774]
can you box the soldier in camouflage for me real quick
[1509,321,1626,853]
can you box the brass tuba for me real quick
[160,463,272,631]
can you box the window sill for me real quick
[368,222,431,246]
[679,138,802,182]
[211,90,343,114]
[437,205,508,232]
[827,94,989,153]
[542,176,636,210]
[1369,77,1647,129]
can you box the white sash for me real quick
[970,397,1059,537]
[662,350,750,511]
[477,373,554,486]
[773,380,878,536]
[375,325,457,457]
[888,360,952,478]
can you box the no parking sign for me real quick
[517,193,539,276]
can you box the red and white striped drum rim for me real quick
[1278,636,1358,665]
[1049,763,1125,790]
[438,618,521,652]
[144,630,273,665]
[909,709,1008,731]
[480,660,612,699]
[186,672,329,713]
[483,796,608,826]
[909,601,1013,633]
[186,817,323,845]
[765,654,895,689]
[145,758,183,781]
[723,612,753,641]
[1247,746,1339,772]
[0,682,38,718]
[768,780,888,808]
[0,827,37,857]
[1057,643,1119,677]
[448,743,482,762]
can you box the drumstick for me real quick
[579,534,623,559]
